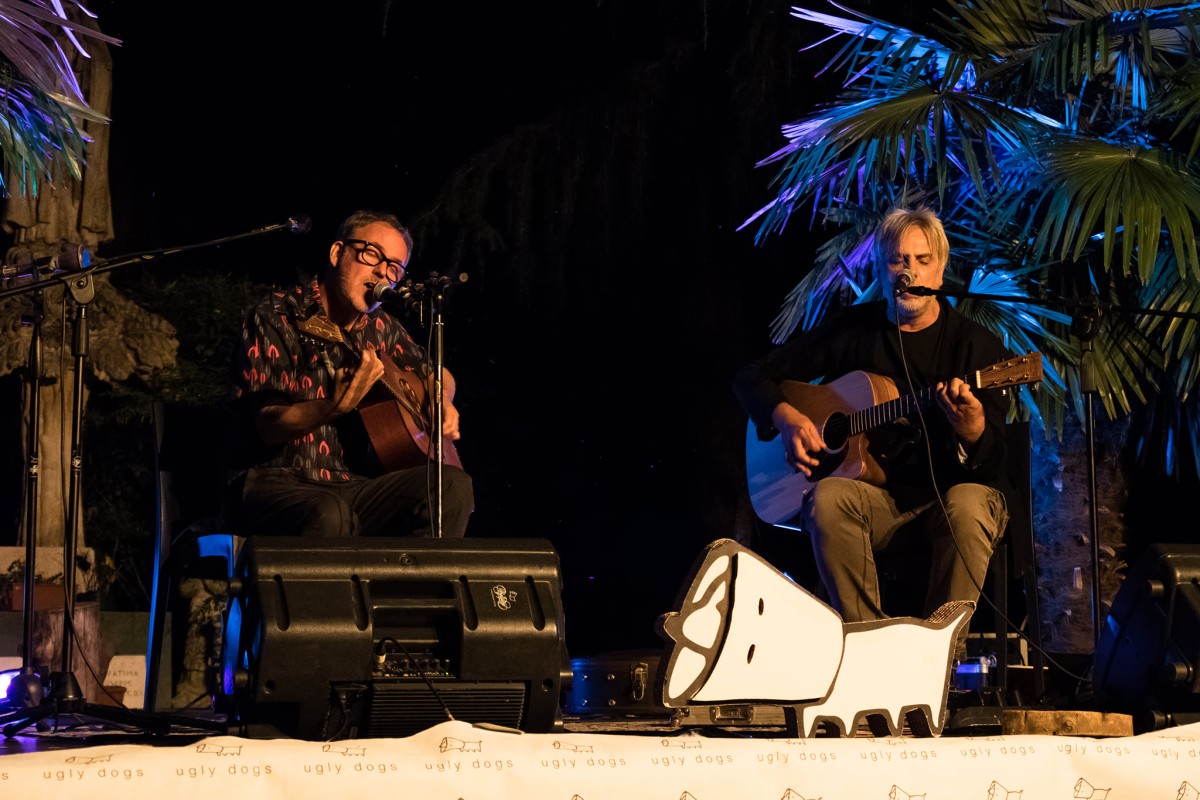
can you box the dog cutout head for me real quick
[656,538,844,706]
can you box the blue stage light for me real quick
[0,668,18,699]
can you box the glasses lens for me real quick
[347,240,403,282]
[359,245,383,267]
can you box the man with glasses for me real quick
[227,209,474,538]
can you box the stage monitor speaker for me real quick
[1094,543,1200,731]
[220,536,569,740]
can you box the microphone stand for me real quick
[905,283,1200,657]
[2,272,49,729]
[0,216,311,738]
[1,270,175,737]
[381,272,467,539]
[430,279,447,538]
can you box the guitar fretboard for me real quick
[848,386,940,437]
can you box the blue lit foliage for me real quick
[747,0,1200,477]
[0,0,117,196]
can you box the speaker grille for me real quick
[364,681,527,737]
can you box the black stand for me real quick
[0,215,311,738]
[429,280,448,537]
[380,271,467,539]
[3,276,49,729]
[1,273,173,737]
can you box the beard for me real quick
[893,292,936,322]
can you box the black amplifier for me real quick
[220,536,570,740]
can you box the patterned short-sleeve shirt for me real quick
[231,279,429,481]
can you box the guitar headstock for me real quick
[295,315,346,346]
[975,353,1043,391]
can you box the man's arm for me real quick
[255,348,385,445]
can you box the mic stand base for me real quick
[0,670,228,739]
[1,668,50,733]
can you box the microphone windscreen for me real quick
[288,214,312,234]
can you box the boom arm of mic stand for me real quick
[0,217,312,302]
[906,285,1200,322]
[0,219,304,734]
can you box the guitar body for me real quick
[743,353,1045,526]
[745,371,900,526]
[295,314,463,474]
[356,351,463,472]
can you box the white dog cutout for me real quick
[657,538,972,737]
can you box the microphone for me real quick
[2,244,92,280]
[287,214,312,234]
[371,281,413,306]
[892,268,915,297]
[245,214,312,237]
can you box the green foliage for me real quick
[752,0,1200,477]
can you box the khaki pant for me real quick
[801,477,1008,657]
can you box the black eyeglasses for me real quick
[341,238,407,283]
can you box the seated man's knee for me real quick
[941,483,1006,543]
[299,493,354,537]
[804,477,859,529]
[442,467,475,512]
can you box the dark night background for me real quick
[5,0,1181,663]
[82,0,837,659]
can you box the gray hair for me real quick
[872,207,949,270]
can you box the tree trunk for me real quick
[1031,412,1130,655]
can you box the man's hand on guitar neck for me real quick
[771,402,826,477]
[332,347,386,415]
[934,377,985,447]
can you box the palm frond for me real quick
[792,5,961,91]
[0,0,118,197]
[936,0,1051,59]
[747,85,1055,242]
[1137,247,1200,391]
[1152,62,1200,161]
[994,137,1200,281]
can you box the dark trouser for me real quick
[800,477,1008,657]
[232,465,474,539]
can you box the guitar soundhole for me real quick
[822,413,849,451]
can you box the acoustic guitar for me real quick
[745,353,1043,525]
[295,314,463,472]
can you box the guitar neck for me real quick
[296,316,429,424]
[849,385,942,436]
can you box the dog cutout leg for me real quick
[796,601,973,737]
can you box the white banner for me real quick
[1,719,1198,799]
